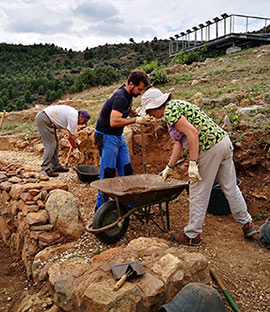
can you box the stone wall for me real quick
[0,159,210,311]
[0,160,84,278]
[31,237,209,312]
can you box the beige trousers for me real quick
[184,135,252,238]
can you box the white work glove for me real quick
[135,107,142,115]
[188,161,201,182]
[136,116,152,125]
[73,147,81,160]
[161,165,174,181]
[73,147,80,153]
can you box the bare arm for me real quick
[173,117,199,162]
[168,141,183,168]
[67,130,77,148]
[110,110,136,127]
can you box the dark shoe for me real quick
[171,232,201,246]
[242,222,256,238]
[54,165,69,173]
[46,171,59,177]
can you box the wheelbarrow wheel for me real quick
[93,201,129,244]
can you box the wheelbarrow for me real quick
[87,174,189,244]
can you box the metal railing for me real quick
[169,13,270,56]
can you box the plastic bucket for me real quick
[207,178,241,215]
[74,165,99,183]
[158,282,226,312]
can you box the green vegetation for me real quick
[1,41,270,135]
[226,106,242,129]
[138,60,168,85]
[172,45,208,65]
[2,120,36,136]
[0,40,170,111]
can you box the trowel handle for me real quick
[113,274,127,291]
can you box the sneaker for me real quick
[242,222,256,238]
[46,171,59,177]
[54,165,69,173]
[171,232,201,246]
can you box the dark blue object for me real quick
[158,282,226,312]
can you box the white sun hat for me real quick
[139,88,171,116]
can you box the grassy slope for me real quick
[1,45,270,135]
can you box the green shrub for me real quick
[139,60,168,85]
[172,45,208,65]
[24,90,32,103]
[139,60,159,74]
[16,98,26,110]
[151,68,168,85]
[70,68,80,74]
[95,66,120,86]
[74,69,97,92]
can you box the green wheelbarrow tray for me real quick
[90,174,189,206]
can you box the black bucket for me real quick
[207,178,241,215]
[158,282,226,312]
[74,165,99,183]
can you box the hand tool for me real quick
[111,261,145,291]
[210,267,241,312]
[141,124,147,174]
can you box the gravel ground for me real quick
[0,150,269,312]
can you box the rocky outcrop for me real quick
[31,237,208,312]
[0,135,18,150]
[5,107,43,124]
[0,125,100,167]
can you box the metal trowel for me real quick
[111,261,145,291]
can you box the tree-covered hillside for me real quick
[0,39,170,111]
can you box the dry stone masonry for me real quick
[0,159,84,278]
[0,158,210,311]
[33,237,209,312]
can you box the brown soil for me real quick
[0,126,269,312]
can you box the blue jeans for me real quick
[95,131,133,208]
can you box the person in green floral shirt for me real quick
[139,88,256,246]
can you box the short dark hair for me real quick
[128,70,150,87]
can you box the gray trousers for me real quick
[35,111,60,172]
[184,135,252,238]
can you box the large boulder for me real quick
[45,190,84,239]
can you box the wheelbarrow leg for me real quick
[145,205,150,224]
[132,207,145,224]
[159,203,166,230]
[115,197,121,215]
[166,201,170,231]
